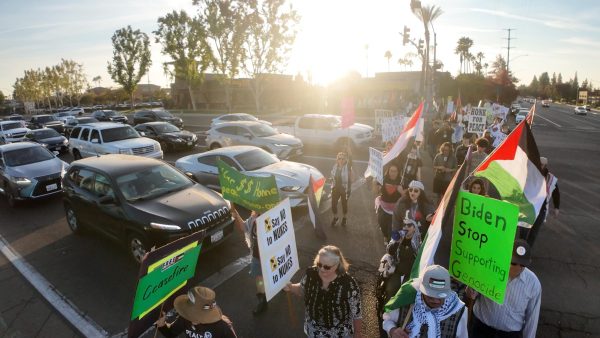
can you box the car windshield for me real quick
[238,114,258,121]
[103,111,118,117]
[33,129,61,138]
[248,124,277,137]
[36,115,57,123]
[3,146,55,166]
[2,122,23,130]
[116,164,192,201]
[154,123,180,133]
[155,110,173,118]
[234,149,279,171]
[101,126,139,142]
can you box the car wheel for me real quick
[73,149,82,160]
[209,143,221,150]
[159,140,170,152]
[128,232,149,264]
[65,204,83,234]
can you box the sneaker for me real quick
[341,217,347,227]
[331,217,339,227]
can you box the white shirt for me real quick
[382,305,468,338]
[474,268,541,338]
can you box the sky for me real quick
[1,0,599,98]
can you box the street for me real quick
[1,105,599,337]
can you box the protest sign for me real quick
[256,198,299,301]
[365,147,384,184]
[374,109,395,136]
[217,159,279,213]
[446,100,454,114]
[449,191,518,304]
[468,107,487,134]
[128,231,205,338]
[381,116,408,143]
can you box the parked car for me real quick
[210,113,272,127]
[574,106,588,115]
[64,117,99,137]
[62,154,234,263]
[175,145,324,207]
[25,128,69,154]
[582,105,592,112]
[275,114,374,150]
[53,111,78,124]
[0,142,69,207]
[4,114,25,122]
[134,122,197,152]
[133,109,183,128]
[69,122,162,160]
[91,110,128,124]
[206,121,303,159]
[0,121,31,144]
[28,115,65,134]
[64,107,85,116]
[515,109,528,124]
[510,103,522,114]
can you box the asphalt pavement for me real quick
[1,105,599,337]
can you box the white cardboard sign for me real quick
[468,107,487,134]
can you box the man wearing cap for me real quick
[467,240,542,338]
[157,286,237,338]
[382,265,468,338]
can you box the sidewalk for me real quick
[0,254,80,338]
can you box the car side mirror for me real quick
[98,195,117,205]
[91,138,99,144]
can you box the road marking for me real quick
[0,234,109,338]
[302,155,369,164]
[536,114,562,128]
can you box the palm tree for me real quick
[475,52,484,75]
[411,4,443,92]
[455,37,473,73]
[92,75,102,88]
[384,50,392,72]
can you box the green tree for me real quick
[197,0,250,112]
[155,11,211,111]
[92,75,102,87]
[0,90,5,105]
[455,37,473,74]
[107,25,152,110]
[572,72,579,101]
[412,4,443,95]
[60,59,88,106]
[242,0,300,113]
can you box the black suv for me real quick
[62,154,234,263]
[29,115,64,134]
[91,110,128,124]
[133,109,183,128]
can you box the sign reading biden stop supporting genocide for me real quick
[256,198,299,301]
[449,191,518,304]
[217,159,280,213]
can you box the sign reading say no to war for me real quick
[256,198,299,301]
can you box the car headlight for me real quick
[10,176,31,186]
[154,143,160,151]
[150,222,182,231]
[280,186,301,192]
[62,139,69,145]
[273,143,290,147]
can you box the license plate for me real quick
[187,141,192,146]
[211,230,224,243]
[46,183,58,191]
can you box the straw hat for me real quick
[174,286,222,324]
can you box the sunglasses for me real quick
[317,262,336,271]
[408,188,420,193]
[510,263,524,267]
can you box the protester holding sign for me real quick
[433,142,457,203]
[382,265,468,338]
[391,180,435,235]
[330,152,352,227]
[284,245,363,338]
[156,286,237,338]
[467,240,541,338]
[231,206,268,315]
[375,164,403,245]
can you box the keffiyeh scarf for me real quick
[406,290,464,338]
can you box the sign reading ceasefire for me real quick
[217,159,280,213]
[256,198,299,301]
[449,191,518,304]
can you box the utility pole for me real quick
[504,28,515,75]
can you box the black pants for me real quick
[377,207,392,241]
[331,186,348,215]
[471,314,523,338]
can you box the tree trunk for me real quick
[251,77,262,114]
[225,78,233,113]
[188,85,197,111]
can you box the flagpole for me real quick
[401,304,415,330]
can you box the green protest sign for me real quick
[449,191,518,304]
[217,159,280,212]
[131,242,202,320]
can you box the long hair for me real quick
[468,178,487,196]
[313,245,350,275]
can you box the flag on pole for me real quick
[341,96,355,129]
[385,146,471,311]
[450,92,462,122]
[307,175,326,239]
[383,101,424,167]
[525,100,536,125]
[474,121,546,227]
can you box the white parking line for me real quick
[536,114,562,128]
[0,234,109,338]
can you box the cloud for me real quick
[561,37,600,48]
[469,8,600,33]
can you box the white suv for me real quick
[69,122,162,159]
[0,120,31,144]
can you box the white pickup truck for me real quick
[275,114,374,149]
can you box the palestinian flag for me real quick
[385,147,471,311]
[307,175,326,239]
[525,100,536,125]
[383,101,424,167]
[474,121,546,227]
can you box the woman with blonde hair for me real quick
[285,245,362,338]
